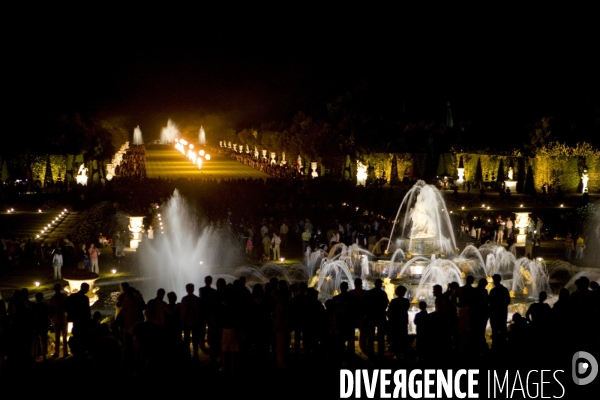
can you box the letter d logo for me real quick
[572,351,598,385]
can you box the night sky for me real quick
[7,4,599,146]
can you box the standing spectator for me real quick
[301,228,311,253]
[489,274,511,350]
[271,232,282,261]
[496,216,504,244]
[180,283,201,359]
[279,221,289,249]
[535,217,543,240]
[48,283,68,357]
[364,279,389,358]
[88,244,100,274]
[413,301,431,361]
[575,235,586,261]
[33,292,50,360]
[505,217,513,241]
[199,276,216,354]
[245,237,253,256]
[52,249,64,280]
[525,231,534,259]
[262,234,271,261]
[356,231,367,249]
[564,233,574,261]
[65,283,92,357]
[387,285,410,358]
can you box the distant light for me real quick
[189,144,194,149]
[487,206,490,210]
[111,269,117,275]
[38,209,42,212]
[488,219,491,222]
[64,209,68,212]
[34,281,40,287]
[205,154,211,160]
[450,211,453,214]
[560,204,564,207]
[158,214,161,216]
[280,258,285,262]
[520,204,523,207]
[461,206,465,210]
[199,261,203,265]
[536,257,543,261]
[481,204,485,207]
[36,235,40,238]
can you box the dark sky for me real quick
[7,4,599,144]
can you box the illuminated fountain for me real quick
[133,125,143,145]
[313,180,550,305]
[137,190,243,298]
[270,152,276,165]
[199,126,206,145]
[161,119,180,143]
[281,152,286,165]
[388,180,457,258]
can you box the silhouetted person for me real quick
[272,280,291,368]
[452,275,478,355]
[473,277,490,354]
[489,274,510,350]
[249,284,271,356]
[387,285,410,359]
[570,276,594,348]
[290,281,311,355]
[507,312,529,358]
[145,288,170,328]
[431,284,454,359]
[65,282,91,357]
[33,292,50,360]
[364,278,389,358]
[199,275,216,353]
[348,278,367,354]
[413,301,430,362]
[180,283,201,359]
[333,281,359,358]
[48,283,68,357]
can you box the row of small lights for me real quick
[36,209,69,239]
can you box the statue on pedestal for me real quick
[582,167,589,194]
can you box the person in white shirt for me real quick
[52,249,64,280]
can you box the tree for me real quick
[390,155,400,186]
[497,159,505,186]
[524,165,536,195]
[516,158,526,193]
[474,157,483,187]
